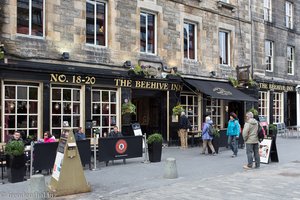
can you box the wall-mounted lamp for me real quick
[123,60,131,68]
[163,66,171,73]
[62,52,70,60]
[172,67,178,73]
[209,71,217,78]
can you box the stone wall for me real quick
[1,0,251,80]
[252,0,300,83]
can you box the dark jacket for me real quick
[179,115,191,129]
[108,131,123,138]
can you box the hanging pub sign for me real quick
[114,78,183,91]
[259,82,295,92]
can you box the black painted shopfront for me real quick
[0,60,182,142]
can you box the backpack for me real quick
[208,124,214,137]
[257,125,265,142]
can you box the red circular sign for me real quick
[115,139,127,154]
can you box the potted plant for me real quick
[147,133,163,162]
[172,104,184,116]
[172,104,184,122]
[128,65,145,78]
[268,124,277,141]
[5,140,26,183]
[121,101,136,115]
[248,108,258,117]
[228,77,238,87]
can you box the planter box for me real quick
[208,138,220,154]
[148,142,162,162]
[6,155,26,183]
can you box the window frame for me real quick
[86,0,108,47]
[219,30,230,66]
[140,11,157,55]
[91,88,118,137]
[285,1,293,29]
[50,86,82,138]
[265,40,274,72]
[258,91,270,124]
[180,94,199,130]
[206,98,224,129]
[273,92,284,123]
[287,45,294,75]
[16,0,46,38]
[263,0,272,22]
[2,83,40,141]
[183,21,197,61]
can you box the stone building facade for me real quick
[251,0,300,126]
[0,0,260,143]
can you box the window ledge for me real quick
[264,21,274,26]
[217,1,236,12]
[16,34,45,40]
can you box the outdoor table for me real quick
[287,126,300,138]
[188,131,201,147]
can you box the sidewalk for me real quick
[1,137,299,199]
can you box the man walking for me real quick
[242,112,260,169]
[178,111,190,149]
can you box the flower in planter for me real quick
[5,140,25,157]
[121,101,136,115]
[172,104,184,116]
[228,77,238,87]
[212,125,220,138]
[247,108,258,116]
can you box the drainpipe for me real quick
[297,86,300,127]
[249,0,254,80]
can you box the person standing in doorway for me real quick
[75,127,86,141]
[201,116,216,155]
[227,112,240,157]
[242,112,260,169]
[178,111,191,149]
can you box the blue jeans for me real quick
[228,136,238,155]
[246,143,260,168]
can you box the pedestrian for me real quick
[108,125,123,138]
[226,112,240,157]
[242,111,260,169]
[8,131,23,142]
[201,116,216,155]
[75,127,86,141]
[178,111,191,149]
[43,131,56,143]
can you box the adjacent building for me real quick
[252,0,300,126]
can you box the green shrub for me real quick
[147,133,163,144]
[172,104,184,116]
[269,124,277,131]
[248,108,258,116]
[5,141,25,156]
[121,101,136,115]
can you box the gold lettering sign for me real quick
[114,79,182,91]
[259,82,295,92]
[50,74,96,85]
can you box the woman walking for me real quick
[201,116,216,155]
[226,112,240,157]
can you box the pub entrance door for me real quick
[132,89,167,140]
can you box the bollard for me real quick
[28,174,47,200]
[164,157,178,179]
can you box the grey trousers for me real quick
[246,143,260,168]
